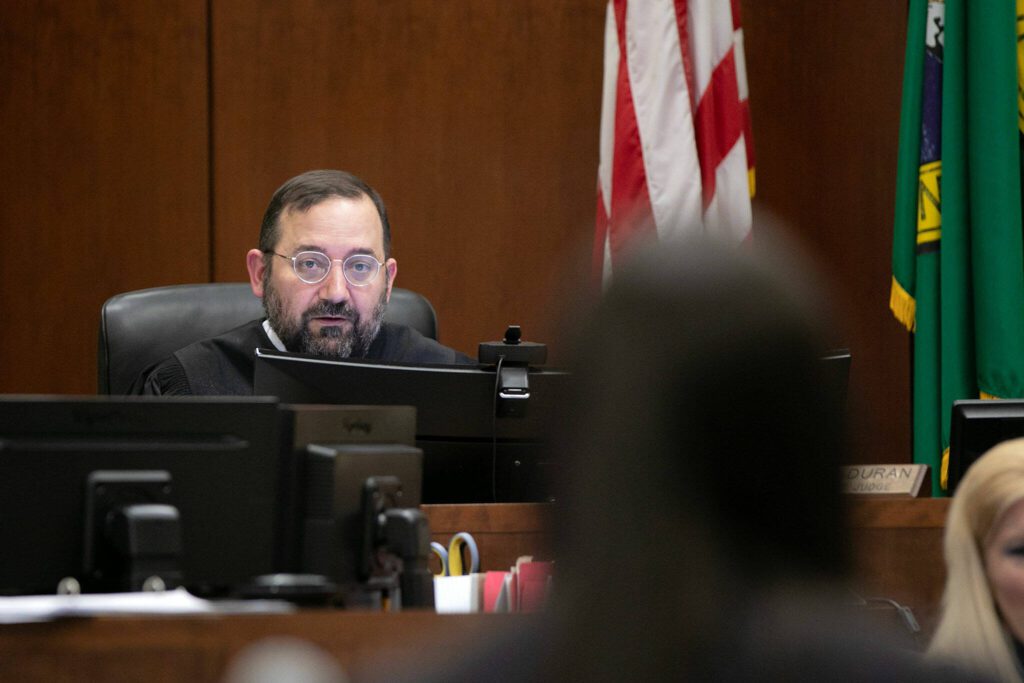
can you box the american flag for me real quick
[594,0,755,285]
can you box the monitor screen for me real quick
[0,395,286,596]
[253,349,570,503]
[949,399,1024,493]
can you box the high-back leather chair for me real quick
[98,283,438,394]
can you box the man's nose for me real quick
[318,264,350,303]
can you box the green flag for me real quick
[891,0,1024,495]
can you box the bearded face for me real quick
[262,264,387,358]
[249,195,397,359]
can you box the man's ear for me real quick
[384,258,398,302]
[246,249,267,298]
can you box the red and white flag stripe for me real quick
[595,0,754,286]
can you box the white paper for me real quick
[0,587,216,623]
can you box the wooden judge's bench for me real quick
[846,497,949,635]
[0,499,947,682]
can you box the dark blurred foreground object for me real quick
[374,234,990,683]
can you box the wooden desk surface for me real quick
[0,499,952,681]
[846,498,949,639]
[0,504,552,683]
[847,497,949,528]
[432,498,954,639]
[0,610,520,682]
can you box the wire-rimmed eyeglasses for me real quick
[264,250,384,287]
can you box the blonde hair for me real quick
[928,438,1024,682]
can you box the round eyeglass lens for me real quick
[293,252,331,283]
[344,255,380,285]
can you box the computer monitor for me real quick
[300,442,429,606]
[274,403,418,572]
[253,349,570,503]
[0,395,286,596]
[948,399,1024,493]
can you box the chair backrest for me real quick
[98,283,439,394]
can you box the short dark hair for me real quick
[560,231,847,586]
[258,169,391,258]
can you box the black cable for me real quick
[848,589,920,635]
[491,355,505,503]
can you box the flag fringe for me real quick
[940,447,949,492]
[980,391,1000,400]
[748,168,756,198]
[889,277,916,331]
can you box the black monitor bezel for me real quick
[0,395,286,596]
[949,399,1024,493]
[253,348,569,503]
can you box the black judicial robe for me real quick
[132,319,473,396]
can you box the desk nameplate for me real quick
[842,464,931,498]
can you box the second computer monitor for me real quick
[254,349,568,503]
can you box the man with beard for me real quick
[132,169,472,395]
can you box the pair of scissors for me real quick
[431,532,480,576]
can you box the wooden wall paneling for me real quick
[0,0,210,393]
[424,502,554,573]
[213,1,915,463]
[741,3,911,463]
[0,0,915,461]
[211,0,606,360]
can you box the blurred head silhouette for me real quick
[546,222,850,679]
[562,227,847,574]
[381,218,981,683]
